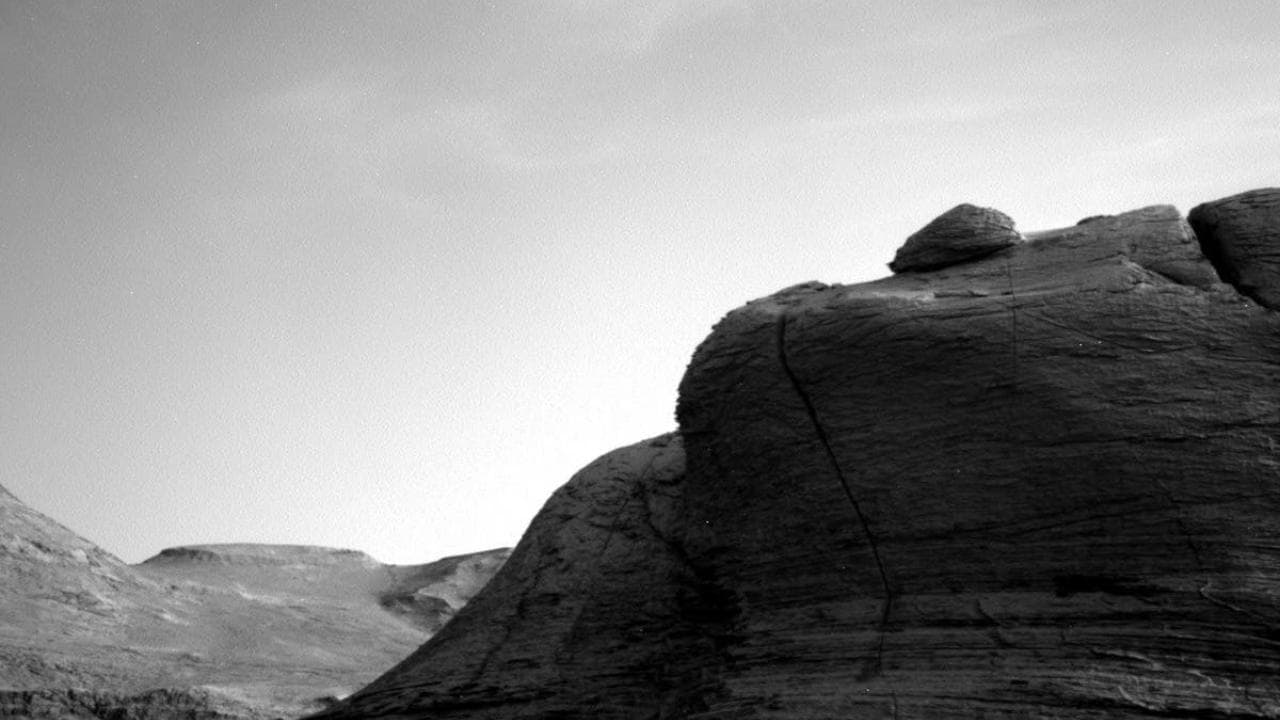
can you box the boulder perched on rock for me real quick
[888,203,1023,273]
[1189,187,1280,309]
[314,193,1280,719]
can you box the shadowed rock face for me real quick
[1189,188,1280,309]
[309,434,728,719]
[314,191,1280,719]
[0,485,508,719]
[673,201,1279,717]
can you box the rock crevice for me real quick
[774,313,894,679]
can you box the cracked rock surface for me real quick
[313,197,1280,719]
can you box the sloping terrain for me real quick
[313,190,1280,719]
[0,484,507,719]
[306,433,712,718]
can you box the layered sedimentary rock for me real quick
[309,434,720,719]
[315,193,1280,719]
[0,484,508,719]
[672,201,1278,717]
[888,203,1023,273]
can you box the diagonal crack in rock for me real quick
[774,313,894,677]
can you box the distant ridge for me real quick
[0,481,509,719]
[0,482,128,572]
[143,544,382,567]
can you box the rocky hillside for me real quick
[312,188,1280,719]
[0,485,508,719]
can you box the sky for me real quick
[2,1,1279,565]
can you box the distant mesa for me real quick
[0,481,509,719]
[144,543,381,567]
[888,202,1023,273]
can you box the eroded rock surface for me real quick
[888,203,1023,273]
[673,203,1279,717]
[311,434,725,719]
[312,194,1280,719]
[1189,187,1280,308]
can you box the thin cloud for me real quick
[547,0,746,56]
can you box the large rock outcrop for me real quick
[314,193,1280,719]
[0,484,508,719]
[671,201,1278,717]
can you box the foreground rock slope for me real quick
[0,484,508,719]
[312,189,1280,719]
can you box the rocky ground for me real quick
[313,189,1280,719]
[0,483,507,719]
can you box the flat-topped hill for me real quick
[143,544,382,567]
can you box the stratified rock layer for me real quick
[314,197,1280,719]
[1189,187,1280,309]
[313,434,722,719]
[888,203,1023,273]
[673,202,1279,717]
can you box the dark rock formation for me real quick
[313,192,1280,719]
[671,201,1278,717]
[888,203,1023,273]
[1189,187,1280,309]
[308,435,722,718]
[0,484,508,719]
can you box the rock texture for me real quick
[308,434,719,719]
[0,688,249,720]
[888,203,1023,273]
[313,191,1280,719]
[0,485,508,719]
[671,201,1278,717]
[1189,187,1280,309]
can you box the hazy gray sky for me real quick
[3,1,1279,564]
